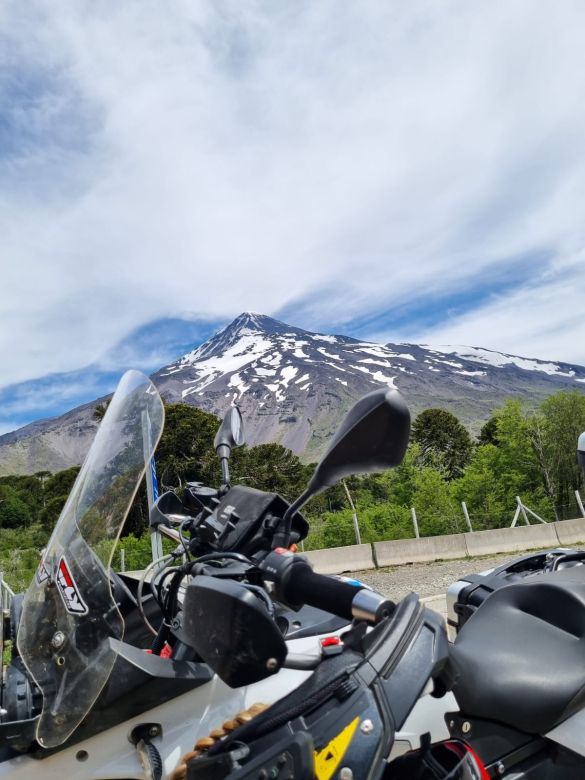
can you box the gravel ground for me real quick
[354,552,525,601]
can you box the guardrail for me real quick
[304,516,585,575]
[0,573,14,610]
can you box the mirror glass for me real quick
[308,387,410,496]
[149,490,185,528]
[214,405,245,452]
[230,406,244,446]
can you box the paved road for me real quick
[355,551,524,622]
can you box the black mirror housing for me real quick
[308,387,410,495]
[149,490,185,529]
[214,406,245,455]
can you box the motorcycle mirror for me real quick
[578,431,585,477]
[283,388,410,529]
[214,405,245,457]
[149,490,189,530]
[214,406,245,494]
[182,576,287,688]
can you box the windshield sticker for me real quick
[57,557,88,615]
[36,559,50,585]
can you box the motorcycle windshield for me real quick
[17,370,164,748]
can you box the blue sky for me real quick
[2,2,585,435]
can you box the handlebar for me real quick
[260,550,394,624]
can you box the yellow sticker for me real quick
[314,716,360,780]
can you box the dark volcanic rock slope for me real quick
[1,312,584,474]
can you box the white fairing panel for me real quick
[546,708,585,759]
[0,641,318,779]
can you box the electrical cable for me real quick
[179,518,192,560]
[137,554,174,636]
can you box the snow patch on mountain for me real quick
[317,348,341,360]
[427,345,577,378]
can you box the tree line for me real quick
[1,390,584,590]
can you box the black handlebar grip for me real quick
[279,559,364,620]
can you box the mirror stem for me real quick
[279,489,312,547]
[219,458,231,495]
[217,444,231,494]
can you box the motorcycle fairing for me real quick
[17,370,164,749]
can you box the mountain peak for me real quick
[228,312,283,333]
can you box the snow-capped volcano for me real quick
[152,312,424,456]
[151,312,585,458]
[158,312,402,402]
[1,312,584,474]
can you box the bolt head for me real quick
[148,725,160,737]
[51,631,66,649]
[360,719,374,735]
[266,657,278,671]
[462,721,471,734]
[339,769,353,780]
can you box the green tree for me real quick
[230,443,307,501]
[478,416,498,446]
[38,495,69,533]
[0,492,31,529]
[155,404,220,487]
[44,467,80,503]
[454,400,555,527]
[529,391,585,518]
[411,409,472,479]
[411,467,462,535]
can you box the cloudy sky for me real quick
[2,1,585,433]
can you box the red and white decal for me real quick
[57,557,88,615]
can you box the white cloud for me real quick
[2,0,585,388]
[413,251,585,364]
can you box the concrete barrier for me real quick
[373,534,468,567]
[303,543,375,575]
[554,517,585,546]
[464,523,559,557]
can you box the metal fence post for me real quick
[411,507,420,539]
[343,481,361,545]
[461,502,473,532]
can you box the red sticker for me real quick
[57,557,88,615]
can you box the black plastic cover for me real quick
[208,486,308,554]
[182,576,287,687]
[449,549,583,634]
[452,568,585,733]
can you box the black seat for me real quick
[451,568,585,734]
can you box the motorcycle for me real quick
[179,428,585,780]
[1,370,457,780]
